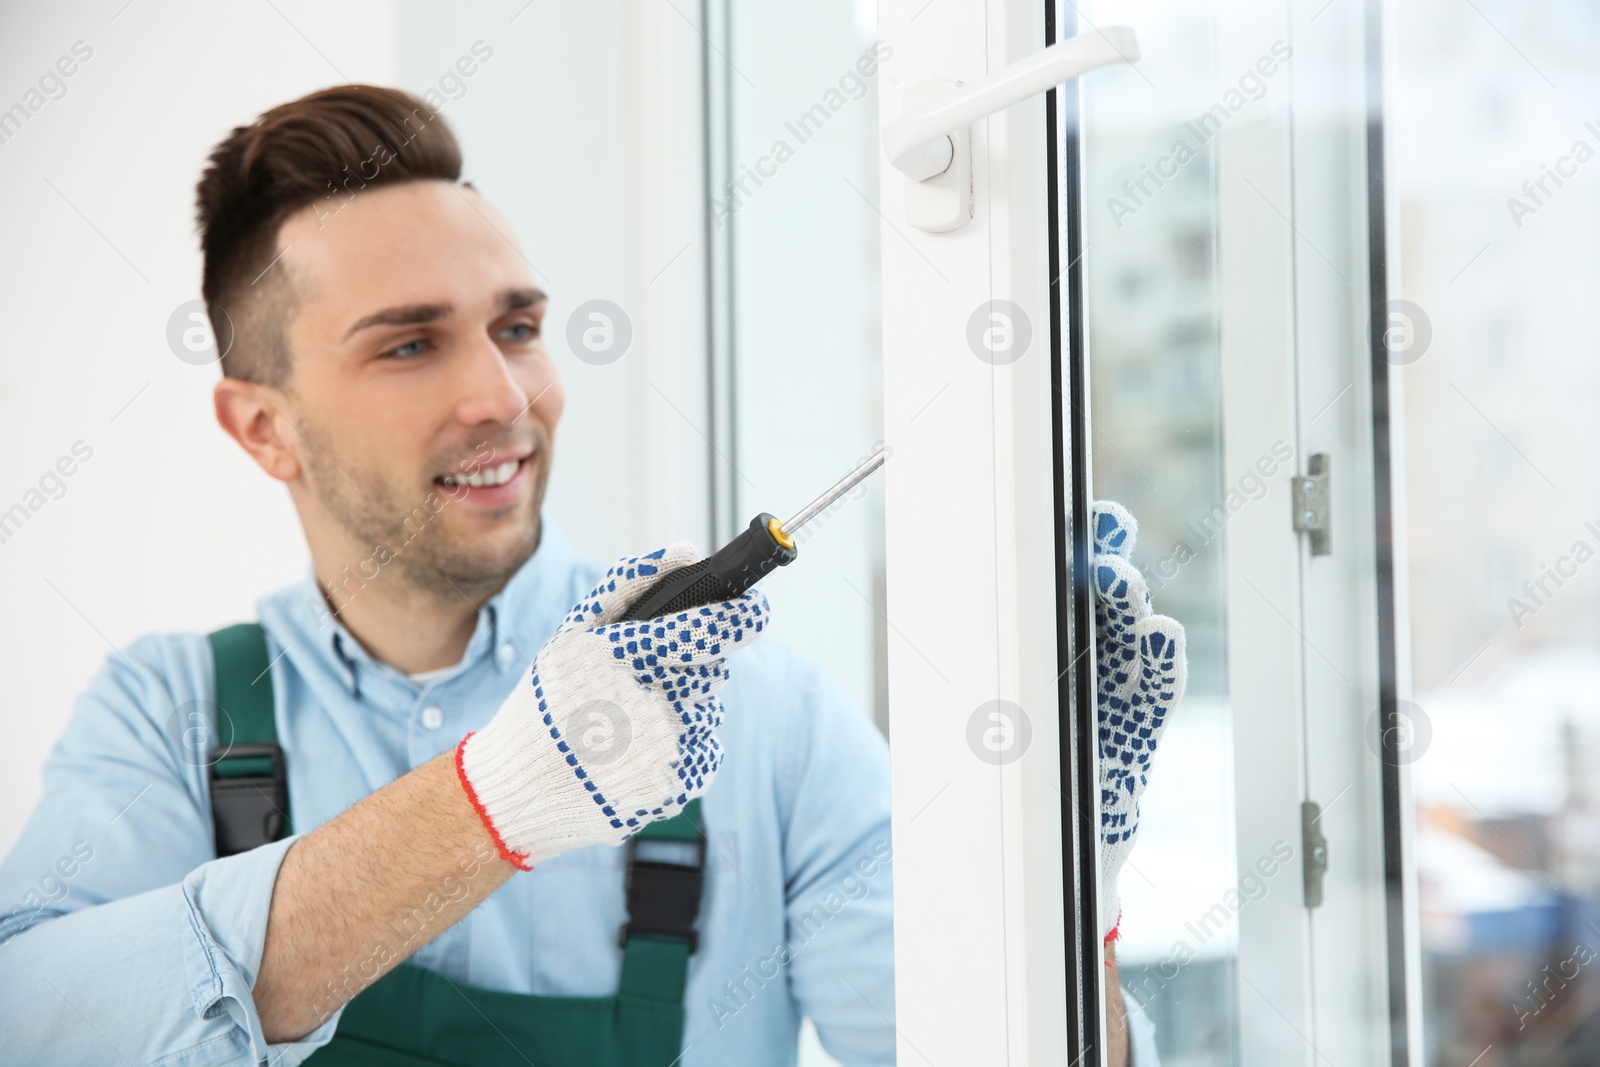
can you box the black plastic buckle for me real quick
[209,743,289,857]
[618,833,707,953]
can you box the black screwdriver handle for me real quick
[617,512,797,622]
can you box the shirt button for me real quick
[421,705,444,731]
[497,643,515,668]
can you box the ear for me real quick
[214,377,302,483]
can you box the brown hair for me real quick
[195,84,463,385]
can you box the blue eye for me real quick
[386,338,428,359]
[502,323,538,343]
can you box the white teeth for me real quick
[442,458,521,488]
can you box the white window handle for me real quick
[883,26,1140,231]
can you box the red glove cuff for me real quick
[455,733,534,872]
[1103,906,1121,967]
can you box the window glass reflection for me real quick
[1082,3,1242,1064]
[1397,2,1600,1062]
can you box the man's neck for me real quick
[314,565,503,676]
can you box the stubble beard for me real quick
[300,421,548,606]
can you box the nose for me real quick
[453,333,530,429]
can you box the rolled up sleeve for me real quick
[0,635,343,1065]
[181,837,347,1064]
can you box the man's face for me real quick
[271,180,563,600]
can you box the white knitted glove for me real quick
[1093,501,1186,945]
[455,543,770,870]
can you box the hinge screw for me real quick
[1291,454,1332,557]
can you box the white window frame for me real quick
[877,0,1091,1061]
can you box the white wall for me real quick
[0,0,710,852]
[0,0,395,850]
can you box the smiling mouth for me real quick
[436,453,531,489]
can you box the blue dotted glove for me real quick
[458,543,770,869]
[1092,501,1186,941]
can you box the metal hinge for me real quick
[1291,453,1331,556]
[1302,801,1329,909]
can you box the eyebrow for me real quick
[342,286,547,341]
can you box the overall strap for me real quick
[207,622,292,856]
[618,798,706,1007]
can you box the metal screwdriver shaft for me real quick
[780,446,887,537]
[617,446,889,622]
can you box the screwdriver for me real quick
[617,446,888,622]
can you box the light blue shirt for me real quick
[0,515,896,1066]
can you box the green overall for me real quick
[206,623,704,1067]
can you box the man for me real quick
[0,85,1173,1065]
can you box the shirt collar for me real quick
[258,511,582,701]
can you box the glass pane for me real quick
[1395,2,1600,1063]
[723,0,888,739]
[1079,3,1241,1064]
[720,3,888,1064]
